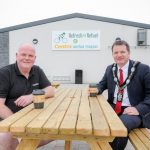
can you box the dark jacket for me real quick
[97,60,150,116]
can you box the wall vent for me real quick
[137,29,147,46]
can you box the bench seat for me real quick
[129,128,150,150]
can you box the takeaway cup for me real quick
[32,89,45,109]
[89,84,98,97]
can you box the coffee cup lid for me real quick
[89,83,97,88]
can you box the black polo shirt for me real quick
[0,63,51,113]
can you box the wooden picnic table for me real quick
[0,87,127,150]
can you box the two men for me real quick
[0,43,54,150]
[1,40,150,150]
[97,39,150,150]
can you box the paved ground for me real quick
[37,140,134,150]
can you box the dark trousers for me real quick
[110,104,142,150]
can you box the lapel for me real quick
[128,60,133,76]
[127,60,134,91]
[112,64,117,93]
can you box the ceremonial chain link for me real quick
[112,61,139,90]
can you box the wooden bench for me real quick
[129,128,150,150]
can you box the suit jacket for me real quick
[97,60,150,116]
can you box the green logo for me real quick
[73,39,78,44]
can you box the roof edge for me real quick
[0,13,150,33]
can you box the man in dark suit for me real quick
[97,39,150,150]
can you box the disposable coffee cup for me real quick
[32,89,45,109]
[89,84,98,97]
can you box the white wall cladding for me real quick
[9,18,150,83]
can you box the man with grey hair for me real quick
[0,43,54,150]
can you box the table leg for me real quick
[65,141,71,150]
[88,141,102,150]
[97,141,112,150]
[16,139,41,150]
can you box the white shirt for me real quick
[113,61,131,106]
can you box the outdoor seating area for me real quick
[0,3,150,150]
[0,86,127,150]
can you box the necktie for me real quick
[115,68,124,114]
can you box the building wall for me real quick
[9,18,150,83]
[0,32,9,68]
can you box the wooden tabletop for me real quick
[0,87,127,149]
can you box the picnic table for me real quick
[0,87,127,150]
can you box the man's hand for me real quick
[123,106,139,115]
[14,94,33,107]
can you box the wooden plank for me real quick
[97,141,112,150]
[65,141,71,150]
[134,129,150,149]
[0,104,33,132]
[26,89,71,134]
[16,139,40,150]
[10,96,57,133]
[10,109,44,133]
[89,141,102,150]
[81,87,89,97]
[0,87,63,132]
[97,95,127,137]
[54,87,66,97]
[66,88,78,98]
[76,91,92,135]
[44,88,77,134]
[89,97,110,136]
[141,128,150,140]
[129,131,147,150]
[60,92,81,134]
[13,133,114,142]
[42,97,72,134]
[74,88,82,98]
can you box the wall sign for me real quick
[52,31,100,50]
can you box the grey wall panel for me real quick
[0,32,9,68]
